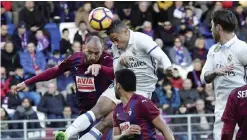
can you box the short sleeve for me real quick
[236,43,247,66]
[139,98,160,122]
[135,32,158,54]
[113,106,120,127]
[221,91,237,123]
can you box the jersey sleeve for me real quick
[135,32,172,70]
[113,106,120,127]
[200,45,215,83]
[221,90,237,123]
[101,52,113,67]
[236,43,247,66]
[58,55,74,72]
[139,98,160,122]
[135,32,158,54]
[100,52,114,79]
[24,54,74,85]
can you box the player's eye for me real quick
[112,38,118,42]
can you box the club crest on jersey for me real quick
[227,54,232,63]
[76,76,96,92]
[119,122,130,132]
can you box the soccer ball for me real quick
[88,7,113,31]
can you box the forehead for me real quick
[27,43,35,47]
[65,107,71,111]
[23,99,29,102]
[73,42,81,47]
[85,42,102,52]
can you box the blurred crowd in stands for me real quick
[1,1,247,139]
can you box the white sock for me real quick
[79,127,102,140]
[65,111,96,138]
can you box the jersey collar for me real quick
[221,35,238,48]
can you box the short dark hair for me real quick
[211,9,238,32]
[15,65,23,71]
[106,19,127,35]
[53,49,60,55]
[115,69,136,92]
[62,28,69,33]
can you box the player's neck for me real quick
[121,92,134,105]
[219,32,235,45]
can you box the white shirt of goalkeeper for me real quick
[112,30,171,95]
[201,35,247,117]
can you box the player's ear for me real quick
[216,24,220,31]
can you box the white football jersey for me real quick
[112,30,170,95]
[201,35,247,120]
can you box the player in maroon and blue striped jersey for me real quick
[13,36,114,139]
[221,84,247,140]
[113,69,175,140]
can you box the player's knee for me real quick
[91,97,115,119]
[101,119,113,129]
[91,106,103,119]
[95,119,113,132]
[91,105,110,119]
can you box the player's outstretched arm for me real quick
[135,32,173,73]
[14,66,65,93]
[152,116,175,140]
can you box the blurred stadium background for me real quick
[1,1,247,140]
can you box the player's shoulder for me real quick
[132,30,153,43]
[114,103,123,111]
[101,51,113,60]
[235,38,247,48]
[208,43,220,54]
[134,94,151,104]
[233,39,247,52]
[67,52,83,60]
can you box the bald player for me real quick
[13,36,114,138]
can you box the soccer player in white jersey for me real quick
[56,19,174,140]
[200,9,247,140]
